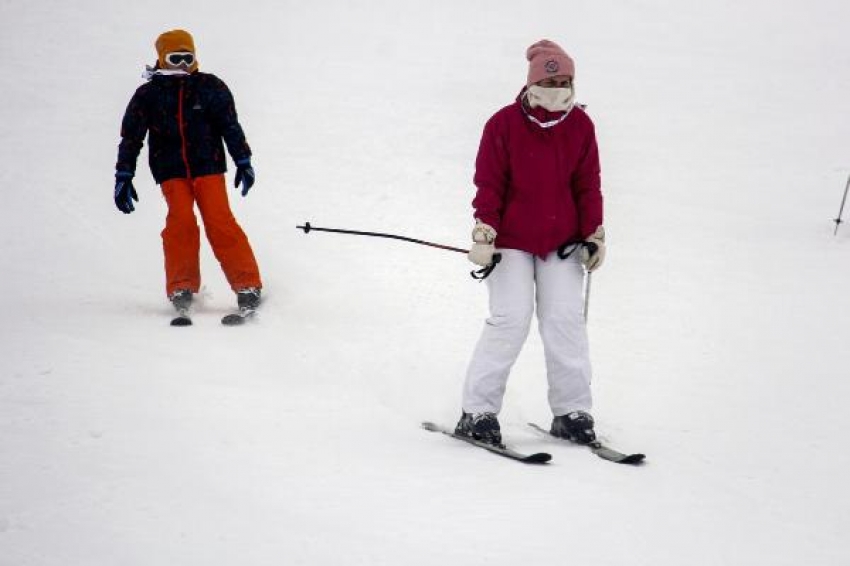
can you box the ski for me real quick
[170,307,192,326]
[421,421,551,464]
[221,306,256,326]
[528,423,645,465]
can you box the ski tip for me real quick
[618,453,646,465]
[421,421,440,432]
[222,312,255,325]
[221,314,245,326]
[222,307,257,326]
[593,447,646,465]
[524,452,553,464]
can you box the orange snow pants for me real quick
[160,174,262,296]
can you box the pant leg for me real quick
[160,178,201,295]
[462,249,535,414]
[192,174,262,291]
[534,250,592,415]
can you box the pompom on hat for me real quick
[155,29,198,72]
[526,39,574,85]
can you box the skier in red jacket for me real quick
[455,40,606,447]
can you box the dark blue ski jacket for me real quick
[116,71,251,183]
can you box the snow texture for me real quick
[1,1,849,564]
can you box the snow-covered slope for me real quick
[2,1,849,564]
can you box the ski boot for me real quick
[169,289,193,310]
[455,411,503,447]
[236,287,261,310]
[551,411,596,445]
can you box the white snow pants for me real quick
[462,248,592,416]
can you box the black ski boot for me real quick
[169,289,193,310]
[168,289,193,326]
[551,411,596,445]
[455,412,474,437]
[236,287,261,310]
[455,412,503,447]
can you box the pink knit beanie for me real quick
[526,39,575,85]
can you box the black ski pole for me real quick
[296,221,501,278]
[297,221,469,253]
[835,174,850,236]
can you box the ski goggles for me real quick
[165,52,195,66]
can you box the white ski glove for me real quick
[468,220,497,266]
[580,226,606,272]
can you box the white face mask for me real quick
[526,85,574,112]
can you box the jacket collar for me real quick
[142,64,193,82]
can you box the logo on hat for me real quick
[544,59,560,74]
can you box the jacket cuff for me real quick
[474,212,500,233]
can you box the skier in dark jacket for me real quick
[114,29,262,315]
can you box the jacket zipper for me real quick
[177,82,191,178]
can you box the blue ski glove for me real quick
[114,171,138,214]
[234,158,255,197]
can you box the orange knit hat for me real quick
[155,29,198,72]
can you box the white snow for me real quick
[2,0,850,564]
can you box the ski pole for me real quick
[297,221,469,253]
[835,174,850,235]
[583,270,592,322]
[296,221,501,278]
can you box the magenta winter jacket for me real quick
[472,92,603,258]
